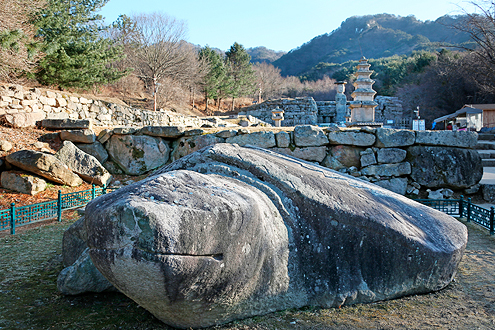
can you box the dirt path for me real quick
[0,218,494,329]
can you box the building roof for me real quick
[433,105,483,123]
[465,104,495,110]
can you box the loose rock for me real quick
[6,150,82,186]
[55,141,112,186]
[1,171,47,195]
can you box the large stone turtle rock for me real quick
[80,143,467,328]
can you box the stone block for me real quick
[322,145,364,170]
[293,125,329,147]
[46,90,56,98]
[97,114,112,122]
[375,128,415,148]
[270,146,327,162]
[106,134,170,175]
[1,112,46,128]
[67,101,77,110]
[60,129,96,144]
[361,162,412,177]
[1,96,12,103]
[79,97,91,104]
[377,148,407,164]
[21,99,36,106]
[184,129,206,137]
[328,130,375,146]
[56,98,68,107]
[360,149,377,167]
[415,130,478,148]
[215,129,238,138]
[112,127,138,135]
[275,131,291,148]
[226,131,276,148]
[75,141,109,164]
[97,129,112,144]
[140,126,186,138]
[41,118,92,130]
[408,146,483,189]
[46,98,57,106]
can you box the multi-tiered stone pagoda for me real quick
[348,57,378,124]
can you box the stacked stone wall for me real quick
[374,96,410,127]
[42,125,479,197]
[0,84,221,128]
[239,97,318,126]
[315,101,337,123]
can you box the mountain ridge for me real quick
[271,14,473,77]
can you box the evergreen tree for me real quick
[33,0,126,89]
[225,42,256,111]
[198,46,226,114]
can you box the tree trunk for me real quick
[204,91,208,114]
[153,75,157,111]
[231,97,235,112]
[191,87,195,110]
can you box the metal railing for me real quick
[2,189,493,236]
[0,185,118,235]
[417,196,494,236]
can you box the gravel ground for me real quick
[0,216,494,330]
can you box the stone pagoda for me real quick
[348,57,378,124]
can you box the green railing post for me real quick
[103,184,107,195]
[92,184,96,200]
[10,203,15,235]
[467,198,472,223]
[459,195,464,218]
[57,190,62,222]
[490,207,495,236]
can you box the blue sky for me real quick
[99,0,478,52]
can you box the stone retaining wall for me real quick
[238,97,318,126]
[239,96,409,128]
[0,84,222,128]
[55,125,481,197]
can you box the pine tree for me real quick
[225,42,257,111]
[198,46,226,114]
[33,0,126,89]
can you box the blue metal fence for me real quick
[417,196,495,236]
[2,188,493,236]
[0,185,117,235]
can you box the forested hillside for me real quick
[246,47,286,64]
[273,14,473,77]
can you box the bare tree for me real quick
[253,62,284,101]
[454,1,495,93]
[0,0,45,82]
[130,12,191,111]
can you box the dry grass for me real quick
[0,217,494,329]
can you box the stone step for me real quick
[478,150,495,159]
[475,141,495,150]
[482,159,495,167]
[478,133,495,141]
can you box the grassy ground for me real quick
[1,217,495,330]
